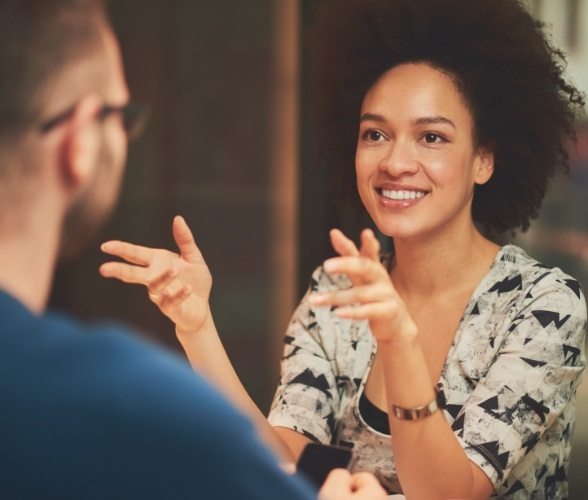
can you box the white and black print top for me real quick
[268,245,587,498]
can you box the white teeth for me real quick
[380,189,426,201]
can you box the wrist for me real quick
[390,383,447,420]
[376,320,418,347]
[176,309,215,340]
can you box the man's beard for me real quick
[58,143,123,262]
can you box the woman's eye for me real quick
[423,133,444,144]
[363,130,384,141]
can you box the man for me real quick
[0,1,387,498]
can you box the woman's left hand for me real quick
[309,228,417,343]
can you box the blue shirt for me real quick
[0,291,316,499]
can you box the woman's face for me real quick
[355,62,493,241]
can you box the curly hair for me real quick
[310,0,585,235]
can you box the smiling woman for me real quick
[99,0,586,499]
[267,1,585,497]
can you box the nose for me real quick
[379,137,419,177]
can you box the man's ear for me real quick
[474,146,494,186]
[60,95,102,187]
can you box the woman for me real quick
[100,0,587,498]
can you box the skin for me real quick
[57,27,131,261]
[101,62,499,499]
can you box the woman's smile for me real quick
[376,185,430,209]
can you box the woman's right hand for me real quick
[99,215,212,335]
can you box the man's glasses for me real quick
[39,101,149,141]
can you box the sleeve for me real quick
[451,275,587,489]
[267,267,342,444]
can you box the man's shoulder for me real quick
[0,290,244,432]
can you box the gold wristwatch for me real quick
[390,383,447,421]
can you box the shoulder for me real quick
[74,321,247,431]
[490,245,586,349]
[0,296,250,442]
[494,245,585,308]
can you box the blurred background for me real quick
[49,0,588,495]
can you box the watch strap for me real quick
[390,383,447,421]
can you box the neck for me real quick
[0,207,62,314]
[390,220,499,299]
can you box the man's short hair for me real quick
[0,0,107,142]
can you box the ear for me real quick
[60,95,102,187]
[474,146,494,186]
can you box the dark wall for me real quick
[297,1,376,297]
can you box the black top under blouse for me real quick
[358,391,390,435]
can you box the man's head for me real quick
[0,0,134,258]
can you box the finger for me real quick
[159,284,192,309]
[359,229,380,261]
[147,268,178,295]
[333,302,396,320]
[100,240,153,266]
[99,262,150,285]
[173,215,203,264]
[309,283,391,308]
[329,229,360,257]
[323,256,385,283]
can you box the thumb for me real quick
[318,469,352,500]
[172,215,202,263]
[349,472,387,497]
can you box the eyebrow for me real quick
[360,113,456,129]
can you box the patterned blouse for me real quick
[268,245,587,498]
